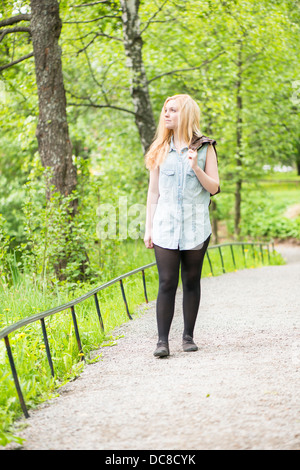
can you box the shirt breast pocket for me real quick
[160,168,175,189]
[186,169,199,190]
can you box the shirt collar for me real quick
[169,135,176,152]
[169,135,188,153]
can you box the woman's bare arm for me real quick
[144,167,160,249]
[188,144,220,195]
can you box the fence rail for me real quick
[0,240,274,418]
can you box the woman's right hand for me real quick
[144,230,154,249]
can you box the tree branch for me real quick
[95,31,122,41]
[75,30,122,52]
[0,26,31,42]
[67,100,136,115]
[140,0,169,35]
[76,32,99,54]
[66,87,135,115]
[63,14,121,24]
[0,52,34,72]
[0,14,31,28]
[147,50,226,84]
[72,1,112,7]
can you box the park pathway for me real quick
[8,244,300,450]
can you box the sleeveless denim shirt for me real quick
[152,136,213,250]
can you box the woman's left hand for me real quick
[187,149,198,170]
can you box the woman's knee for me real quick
[181,274,200,292]
[159,275,178,294]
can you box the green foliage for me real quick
[213,177,300,241]
[0,214,12,285]
[242,200,300,239]
[19,164,99,286]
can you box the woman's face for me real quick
[164,99,179,131]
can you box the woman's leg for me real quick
[180,235,211,341]
[153,244,181,344]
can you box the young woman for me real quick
[144,94,220,358]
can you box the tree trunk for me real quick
[235,41,243,238]
[203,105,219,243]
[120,0,156,153]
[30,0,89,280]
[30,0,77,211]
[296,137,300,176]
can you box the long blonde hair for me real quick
[145,94,202,170]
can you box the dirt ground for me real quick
[5,243,300,450]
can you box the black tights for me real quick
[153,236,210,343]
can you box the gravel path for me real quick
[7,244,300,450]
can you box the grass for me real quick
[260,169,300,182]
[0,239,284,446]
[218,172,300,241]
[243,181,300,240]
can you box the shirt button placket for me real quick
[178,152,183,247]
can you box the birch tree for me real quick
[119,0,156,153]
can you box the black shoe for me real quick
[153,341,169,357]
[182,335,198,352]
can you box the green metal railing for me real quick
[0,240,274,418]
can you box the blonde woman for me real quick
[144,94,220,358]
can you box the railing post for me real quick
[242,243,247,268]
[266,243,271,263]
[4,336,29,418]
[218,246,225,273]
[251,243,256,262]
[142,269,148,303]
[70,306,84,361]
[94,293,105,332]
[119,279,132,320]
[40,318,55,377]
[206,250,214,276]
[230,244,236,269]
[260,244,264,264]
